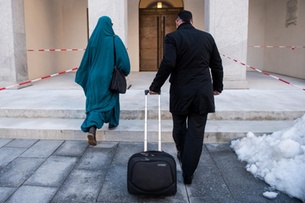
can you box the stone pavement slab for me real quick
[0,148,27,168]
[51,170,105,202]
[76,147,116,171]
[5,139,38,148]
[0,138,303,203]
[0,188,16,203]
[5,186,57,203]
[24,156,78,187]
[0,157,45,187]
[187,145,233,203]
[53,140,88,157]
[20,140,64,158]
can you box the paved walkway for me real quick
[0,139,303,203]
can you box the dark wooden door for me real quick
[139,9,180,71]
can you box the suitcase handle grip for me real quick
[144,89,161,95]
[144,90,161,152]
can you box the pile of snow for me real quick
[231,114,305,202]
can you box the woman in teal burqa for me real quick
[75,16,130,146]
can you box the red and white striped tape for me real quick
[0,67,78,91]
[248,45,305,50]
[27,48,85,52]
[221,54,305,91]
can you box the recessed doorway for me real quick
[139,1,183,71]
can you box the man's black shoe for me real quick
[183,175,193,185]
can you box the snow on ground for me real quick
[231,114,305,202]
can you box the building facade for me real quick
[0,0,304,89]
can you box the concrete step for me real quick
[1,108,304,120]
[1,88,305,121]
[0,117,294,143]
[1,74,304,144]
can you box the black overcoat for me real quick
[149,23,223,115]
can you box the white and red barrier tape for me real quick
[28,46,305,52]
[2,53,304,91]
[221,54,305,91]
[27,48,85,52]
[248,45,305,50]
[0,67,78,91]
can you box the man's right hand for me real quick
[149,90,158,95]
[214,91,221,95]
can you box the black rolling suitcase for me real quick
[127,90,177,196]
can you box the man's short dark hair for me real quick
[177,10,192,23]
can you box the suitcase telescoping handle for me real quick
[144,90,161,152]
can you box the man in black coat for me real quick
[149,10,223,184]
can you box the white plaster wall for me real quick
[24,0,87,80]
[207,0,249,88]
[264,0,305,79]
[25,0,59,79]
[0,0,16,84]
[247,0,265,71]
[247,0,305,79]
[128,0,140,72]
[184,0,204,31]
[12,0,28,83]
[88,0,128,45]
[59,0,89,71]
[0,0,27,86]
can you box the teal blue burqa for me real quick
[75,16,130,132]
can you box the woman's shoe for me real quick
[108,124,117,130]
[87,126,97,146]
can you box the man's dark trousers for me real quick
[172,112,208,177]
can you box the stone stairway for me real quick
[0,72,305,143]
